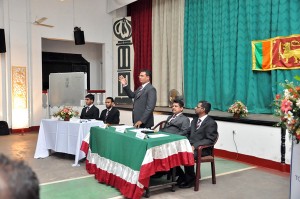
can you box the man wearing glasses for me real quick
[178,100,218,188]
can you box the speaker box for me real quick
[0,29,6,53]
[74,30,85,45]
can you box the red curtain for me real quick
[128,0,152,90]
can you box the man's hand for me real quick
[134,121,143,128]
[191,145,195,153]
[118,75,127,86]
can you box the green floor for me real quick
[40,158,253,199]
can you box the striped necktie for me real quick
[196,118,201,129]
[168,114,176,124]
[105,109,110,122]
[136,86,143,97]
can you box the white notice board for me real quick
[49,72,86,107]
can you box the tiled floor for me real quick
[0,132,290,199]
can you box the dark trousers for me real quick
[176,166,195,183]
[177,148,213,183]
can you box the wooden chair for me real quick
[151,120,167,131]
[194,134,219,191]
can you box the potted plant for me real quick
[228,101,248,119]
[53,107,79,121]
[274,78,300,143]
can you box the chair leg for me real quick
[211,161,216,184]
[194,162,201,191]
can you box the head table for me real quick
[82,126,195,199]
[34,119,103,166]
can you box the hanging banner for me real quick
[252,34,300,71]
[113,17,134,100]
[12,66,27,109]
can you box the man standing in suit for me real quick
[119,69,157,128]
[80,94,99,119]
[161,99,190,136]
[179,100,218,188]
[99,97,120,124]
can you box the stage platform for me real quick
[115,105,279,126]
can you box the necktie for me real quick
[86,107,90,113]
[196,118,201,129]
[105,109,110,122]
[136,87,143,97]
[168,114,176,124]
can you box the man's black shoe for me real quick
[179,181,194,188]
[175,177,185,186]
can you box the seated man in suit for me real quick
[160,99,190,136]
[99,97,120,125]
[80,94,99,119]
[154,99,190,179]
[178,100,218,188]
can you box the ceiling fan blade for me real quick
[38,23,54,28]
[36,17,47,24]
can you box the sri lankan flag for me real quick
[252,34,300,71]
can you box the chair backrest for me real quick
[211,133,219,156]
[152,120,167,131]
[197,133,219,158]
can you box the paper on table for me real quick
[113,125,133,130]
[147,134,169,138]
[113,125,134,133]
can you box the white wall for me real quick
[0,0,127,127]
[30,0,115,126]
[119,110,292,164]
[42,39,103,90]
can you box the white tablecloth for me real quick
[34,119,103,166]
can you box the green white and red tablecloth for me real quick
[81,127,194,199]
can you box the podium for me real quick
[290,140,300,199]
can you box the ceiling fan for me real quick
[33,17,54,28]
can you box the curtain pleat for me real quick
[184,0,300,113]
[152,0,185,106]
[128,0,153,90]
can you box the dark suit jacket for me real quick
[161,114,190,136]
[189,116,218,157]
[80,105,99,119]
[123,83,157,128]
[99,107,120,124]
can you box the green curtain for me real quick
[184,0,300,113]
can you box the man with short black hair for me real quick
[80,94,99,119]
[0,154,40,199]
[119,69,157,128]
[161,99,190,136]
[179,100,218,188]
[99,97,120,124]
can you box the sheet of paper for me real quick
[148,134,169,138]
[112,125,133,130]
[135,131,147,139]
[113,125,134,133]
